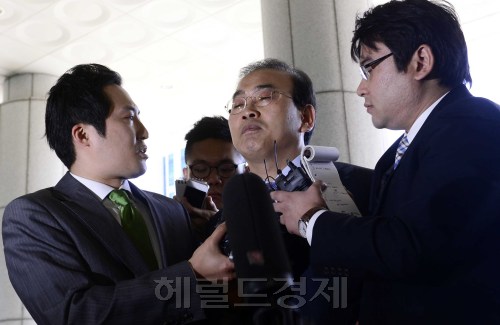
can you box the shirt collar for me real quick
[406,91,449,143]
[70,173,131,200]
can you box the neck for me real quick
[405,81,450,132]
[246,147,302,180]
[70,165,125,189]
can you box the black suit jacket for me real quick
[3,173,204,325]
[310,86,500,324]
[282,161,373,280]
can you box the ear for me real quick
[412,44,434,81]
[182,166,188,179]
[299,104,316,133]
[71,124,90,147]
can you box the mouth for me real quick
[137,145,148,159]
[242,124,262,135]
[207,190,222,200]
[208,189,221,197]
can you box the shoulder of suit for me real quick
[14,187,58,201]
[5,187,61,213]
[141,190,179,205]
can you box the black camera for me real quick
[274,161,312,192]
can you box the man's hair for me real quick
[350,0,472,88]
[45,63,122,168]
[184,115,232,161]
[239,58,316,145]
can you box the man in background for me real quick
[176,115,246,241]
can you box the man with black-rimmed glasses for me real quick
[175,115,246,241]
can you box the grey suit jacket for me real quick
[3,172,203,325]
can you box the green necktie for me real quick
[108,189,158,270]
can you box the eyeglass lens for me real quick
[226,88,277,114]
[190,163,238,178]
[360,52,393,80]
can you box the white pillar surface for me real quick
[261,0,387,168]
[0,73,64,324]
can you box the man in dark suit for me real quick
[2,64,234,325]
[273,1,500,324]
[226,58,373,324]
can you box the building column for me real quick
[0,73,64,324]
[261,0,391,168]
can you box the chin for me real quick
[371,117,385,129]
[129,166,147,179]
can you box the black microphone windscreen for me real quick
[222,173,292,286]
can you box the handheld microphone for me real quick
[222,173,293,295]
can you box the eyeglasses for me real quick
[188,162,245,179]
[225,88,292,115]
[359,52,393,80]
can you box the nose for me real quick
[206,168,222,186]
[136,119,149,140]
[242,99,261,119]
[356,79,367,97]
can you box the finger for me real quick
[312,180,323,190]
[273,201,283,214]
[270,189,285,202]
[310,181,326,196]
[181,196,194,209]
[209,222,227,242]
[205,196,218,212]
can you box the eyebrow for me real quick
[232,83,274,99]
[190,159,236,165]
[122,105,140,115]
[359,55,372,66]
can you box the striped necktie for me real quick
[394,135,410,170]
[108,189,158,270]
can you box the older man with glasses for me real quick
[223,58,374,324]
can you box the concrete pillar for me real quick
[261,0,390,168]
[0,73,65,324]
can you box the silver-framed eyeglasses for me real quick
[188,162,245,179]
[359,52,393,80]
[225,88,292,115]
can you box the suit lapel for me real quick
[372,140,399,215]
[371,86,473,215]
[54,173,149,275]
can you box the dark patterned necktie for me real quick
[108,189,158,270]
[394,135,410,170]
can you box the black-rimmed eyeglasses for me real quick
[359,53,393,80]
[225,88,292,115]
[188,162,245,179]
